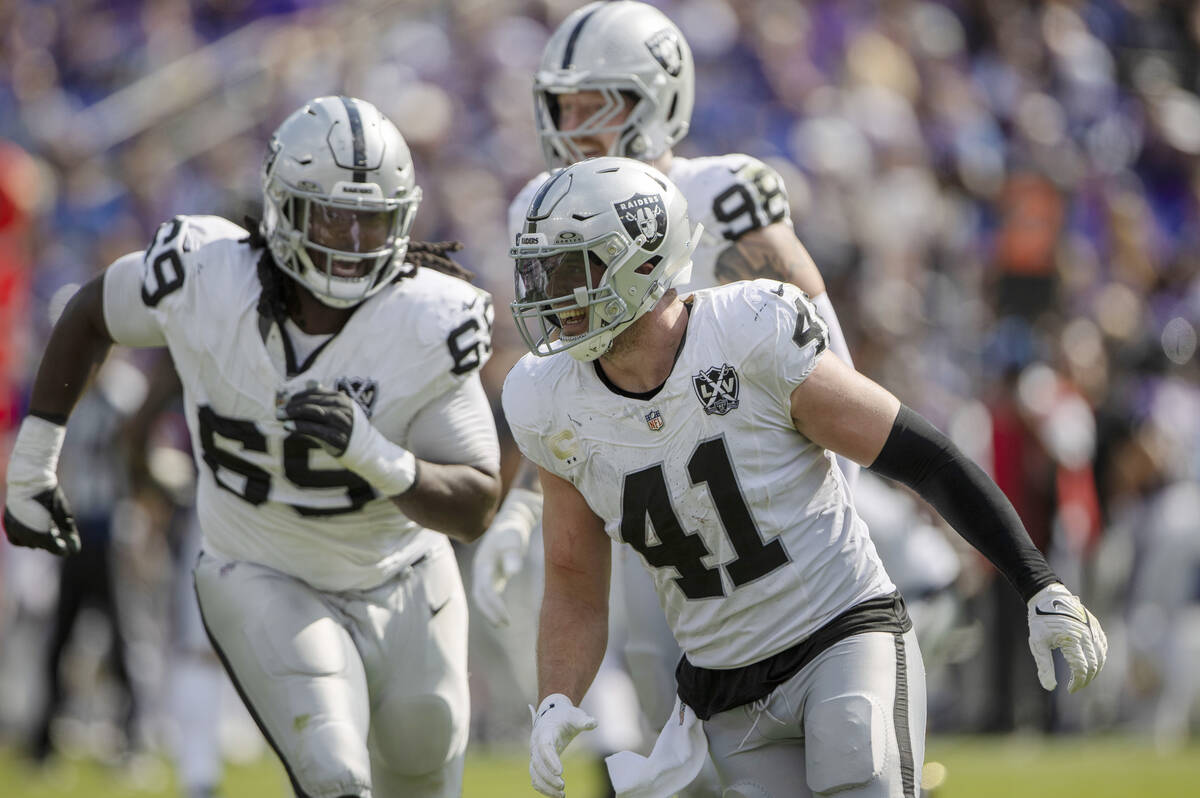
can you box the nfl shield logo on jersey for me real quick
[614,193,667,251]
[645,408,665,431]
[335,376,378,418]
[645,29,684,77]
[693,364,740,415]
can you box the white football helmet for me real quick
[534,1,695,168]
[261,96,421,308]
[511,157,700,361]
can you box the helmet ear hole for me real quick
[635,256,660,275]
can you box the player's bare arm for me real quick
[536,465,611,704]
[27,273,119,422]
[526,465,606,798]
[713,221,827,297]
[791,353,1106,692]
[2,270,129,556]
[788,351,900,467]
[392,462,499,543]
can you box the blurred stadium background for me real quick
[1,0,1199,796]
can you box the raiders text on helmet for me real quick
[511,157,701,361]
[534,1,695,168]
[261,96,421,308]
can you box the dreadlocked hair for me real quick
[244,217,294,323]
[407,240,474,281]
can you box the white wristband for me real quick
[7,416,66,490]
[337,401,418,497]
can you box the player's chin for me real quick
[573,140,605,159]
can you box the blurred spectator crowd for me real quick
[1,0,1199,782]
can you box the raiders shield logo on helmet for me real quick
[335,376,378,417]
[614,192,667,251]
[645,29,683,77]
[692,364,740,416]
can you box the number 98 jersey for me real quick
[502,280,893,669]
[509,154,791,293]
[103,215,497,591]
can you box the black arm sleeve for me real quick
[868,405,1058,602]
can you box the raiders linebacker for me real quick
[503,157,1106,798]
[473,8,855,788]
[3,96,500,798]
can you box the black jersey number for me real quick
[620,436,789,600]
[447,297,494,375]
[198,405,375,516]
[141,217,187,307]
[712,166,788,241]
[792,294,828,355]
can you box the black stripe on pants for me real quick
[893,632,916,798]
[193,578,323,798]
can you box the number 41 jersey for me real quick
[103,215,497,592]
[503,280,894,669]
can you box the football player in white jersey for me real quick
[3,96,501,798]
[473,7,855,787]
[502,157,1107,798]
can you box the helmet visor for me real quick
[512,240,627,356]
[304,203,400,278]
[534,78,654,165]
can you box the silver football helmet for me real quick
[511,157,700,361]
[534,1,695,169]
[261,96,421,308]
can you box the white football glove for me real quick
[472,487,541,627]
[3,416,80,556]
[1027,582,1107,693]
[530,693,597,798]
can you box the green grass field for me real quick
[1,736,1197,797]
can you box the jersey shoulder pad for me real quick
[676,154,791,242]
[138,215,250,310]
[392,269,495,378]
[698,280,828,366]
[501,352,573,471]
[508,170,554,240]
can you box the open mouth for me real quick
[329,258,368,279]
[557,307,588,336]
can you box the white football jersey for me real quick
[104,215,496,591]
[503,280,893,669]
[509,154,791,293]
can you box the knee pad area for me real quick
[804,693,885,795]
[372,694,459,774]
[289,720,372,798]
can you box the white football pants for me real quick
[703,629,926,798]
[194,539,468,798]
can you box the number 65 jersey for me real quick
[503,280,894,669]
[103,215,498,592]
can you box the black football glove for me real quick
[3,485,81,556]
[281,388,356,456]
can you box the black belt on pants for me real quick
[676,591,912,720]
